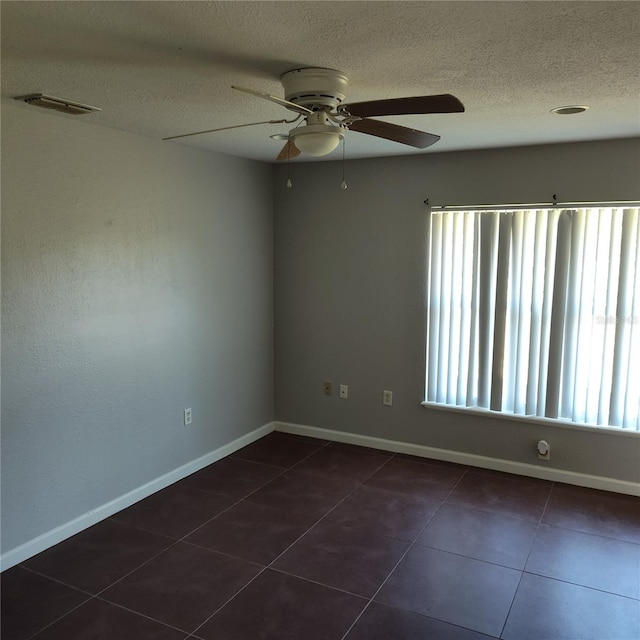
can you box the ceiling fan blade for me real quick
[344,94,464,118]
[276,139,301,162]
[348,118,440,149]
[163,118,295,141]
[232,85,313,115]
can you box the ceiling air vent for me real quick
[17,94,101,115]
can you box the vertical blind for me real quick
[425,207,640,431]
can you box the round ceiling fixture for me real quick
[290,124,344,157]
[551,105,589,115]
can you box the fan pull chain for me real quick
[286,139,293,189]
[340,135,348,190]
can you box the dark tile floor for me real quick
[2,431,640,639]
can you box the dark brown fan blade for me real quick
[276,139,301,161]
[344,94,464,118]
[348,118,440,149]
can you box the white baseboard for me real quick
[275,421,640,497]
[0,422,274,572]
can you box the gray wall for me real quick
[274,138,640,483]
[1,104,274,553]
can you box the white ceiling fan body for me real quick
[281,68,349,110]
[281,68,350,157]
[166,66,463,159]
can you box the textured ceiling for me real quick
[2,1,639,163]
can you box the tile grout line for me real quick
[268,565,370,599]
[537,520,640,545]
[522,481,640,602]
[23,436,637,639]
[92,596,200,636]
[24,595,97,640]
[135,437,335,638]
[263,451,397,568]
[22,559,191,640]
[21,537,186,640]
[16,564,96,598]
[339,462,472,639]
[517,570,640,602]
[537,482,640,545]
[92,539,183,599]
[183,450,456,582]
[174,470,290,542]
[19,452,297,638]
[99,441,331,637]
[187,566,269,637]
[20,437,377,640]
[185,439,391,638]
[496,480,556,639]
[172,435,341,543]
[17,457,475,640]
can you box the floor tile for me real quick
[326,441,394,456]
[525,524,640,598]
[22,519,173,593]
[30,598,187,640]
[184,500,314,565]
[272,519,409,597]
[245,470,358,520]
[196,568,366,640]
[292,446,390,482]
[395,452,469,472]
[11,445,640,640]
[1,566,89,640]
[543,483,640,544]
[344,602,496,640]
[502,573,640,640]
[101,542,261,633]
[375,545,521,638]
[325,484,440,542]
[230,433,326,468]
[110,484,235,539]
[417,503,538,569]
[445,469,551,521]
[364,458,465,501]
[179,457,284,499]
[272,431,329,445]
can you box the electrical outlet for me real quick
[383,390,393,406]
[340,384,348,399]
[537,439,550,461]
[324,381,333,396]
[184,408,192,426]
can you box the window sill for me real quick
[421,402,640,438]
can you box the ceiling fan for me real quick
[164,68,464,160]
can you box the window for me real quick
[425,206,640,431]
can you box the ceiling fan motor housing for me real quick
[281,68,348,110]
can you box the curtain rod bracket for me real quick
[552,194,558,206]
[424,198,429,205]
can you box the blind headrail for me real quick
[425,200,640,212]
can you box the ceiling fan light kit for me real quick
[288,110,345,157]
[290,124,344,156]
[165,67,465,161]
